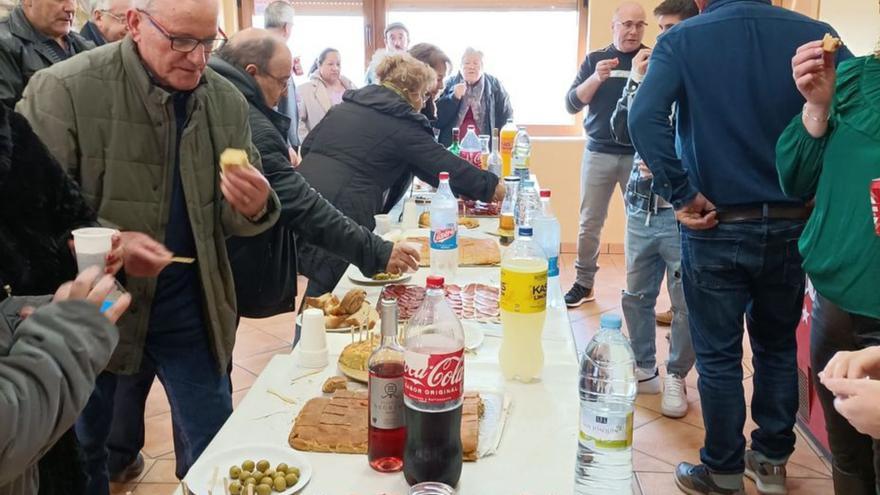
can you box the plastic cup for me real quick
[374,214,391,235]
[401,199,420,230]
[72,227,117,274]
[297,308,328,368]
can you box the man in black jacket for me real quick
[0,0,93,107]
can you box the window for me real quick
[252,0,366,87]
[386,8,579,126]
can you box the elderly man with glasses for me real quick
[80,0,132,45]
[15,0,281,491]
[0,0,95,107]
[564,0,648,309]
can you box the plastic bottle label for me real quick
[404,349,464,404]
[579,409,634,451]
[369,374,404,429]
[547,256,559,277]
[430,226,458,250]
[500,268,548,313]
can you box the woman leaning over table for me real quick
[297,48,357,140]
[777,40,880,494]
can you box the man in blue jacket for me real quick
[628,1,851,493]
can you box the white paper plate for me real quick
[347,269,412,285]
[463,321,485,351]
[185,444,312,494]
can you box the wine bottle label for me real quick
[404,349,464,403]
[369,374,404,429]
[579,409,634,451]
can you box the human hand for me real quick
[293,56,303,77]
[386,242,421,274]
[821,377,880,439]
[792,40,836,110]
[592,58,620,83]
[453,82,467,100]
[820,347,880,380]
[675,193,718,230]
[289,147,302,167]
[221,165,272,219]
[633,49,652,78]
[53,266,132,323]
[119,231,172,278]
[491,182,506,203]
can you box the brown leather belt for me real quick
[715,204,812,223]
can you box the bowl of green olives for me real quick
[184,445,311,494]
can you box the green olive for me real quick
[244,477,257,486]
[259,477,272,486]
[228,480,243,494]
[273,476,287,491]
[263,469,275,478]
[239,470,252,482]
[275,463,288,474]
[287,467,300,478]
[229,465,242,479]
[256,459,271,472]
[256,484,272,495]
[242,460,256,472]
[284,473,299,487]
[252,471,264,481]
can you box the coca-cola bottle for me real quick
[403,275,465,487]
[368,299,406,472]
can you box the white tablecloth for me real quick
[184,217,581,494]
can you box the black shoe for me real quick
[674,462,745,495]
[110,452,145,484]
[564,283,594,308]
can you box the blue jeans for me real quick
[75,323,232,494]
[622,207,694,377]
[680,219,805,474]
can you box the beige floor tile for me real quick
[249,313,297,343]
[787,431,832,477]
[634,405,663,429]
[109,481,139,495]
[143,412,175,459]
[231,365,257,392]
[140,459,178,484]
[231,326,290,361]
[131,483,180,495]
[633,418,704,467]
[634,449,676,473]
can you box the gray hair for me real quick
[461,47,484,64]
[132,0,152,11]
[90,0,110,12]
[264,1,294,29]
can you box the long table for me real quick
[184,218,581,494]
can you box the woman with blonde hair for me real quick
[296,53,505,296]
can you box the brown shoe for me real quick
[656,309,673,326]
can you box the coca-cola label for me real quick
[369,374,404,429]
[430,226,458,250]
[460,150,482,170]
[404,349,464,404]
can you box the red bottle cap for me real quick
[439,172,450,181]
[540,189,551,198]
[426,275,445,289]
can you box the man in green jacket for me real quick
[15,0,281,490]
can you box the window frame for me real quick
[234,0,588,137]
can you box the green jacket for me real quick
[16,37,280,374]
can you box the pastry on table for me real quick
[338,334,379,382]
[321,376,348,393]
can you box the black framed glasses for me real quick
[136,9,226,54]
[100,10,126,23]
[257,67,290,88]
[615,20,649,31]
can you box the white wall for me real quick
[821,0,880,57]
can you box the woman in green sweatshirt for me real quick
[777,41,880,494]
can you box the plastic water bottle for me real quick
[512,126,531,182]
[533,189,564,309]
[499,226,548,383]
[459,125,482,169]
[515,180,539,230]
[430,172,459,280]
[575,314,637,494]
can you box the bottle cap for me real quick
[540,189,551,198]
[504,176,520,183]
[438,171,449,181]
[518,226,533,237]
[600,313,623,330]
[426,275,445,289]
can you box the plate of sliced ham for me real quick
[379,283,500,322]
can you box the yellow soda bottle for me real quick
[499,226,548,382]
[500,119,518,178]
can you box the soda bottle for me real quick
[479,134,491,171]
[430,172,459,280]
[498,176,519,246]
[447,128,461,156]
[515,180,539,230]
[511,126,531,182]
[500,226,548,382]
[532,189,564,309]
[459,125,482,169]
[368,298,406,472]
[575,314,637,494]
[487,128,503,178]
[500,119,517,177]
[403,275,465,487]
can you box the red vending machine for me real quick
[796,278,830,453]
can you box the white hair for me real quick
[264,1,294,29]
[90,0,111,12]
[461,47,484,64]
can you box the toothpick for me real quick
[267,388,297,404]
[223,476,230,495]
[209,466,218,494]
[248,484,254,495]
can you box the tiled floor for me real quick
[111,254,833,494]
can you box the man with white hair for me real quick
[15,0,281,491]
[263,0,302,150]
[80,0,131,45]
[364,21,410,85]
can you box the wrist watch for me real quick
[248,203,268,223]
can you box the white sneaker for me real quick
[662,374,688,418]
[636,367,660,395]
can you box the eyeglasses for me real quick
[136,9,226,54]
[100,10,126,23]
[615,20,649,31]
[258,67,290,88]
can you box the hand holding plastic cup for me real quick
[72,227,119,274]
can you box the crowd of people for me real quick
[0,0,878,494]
